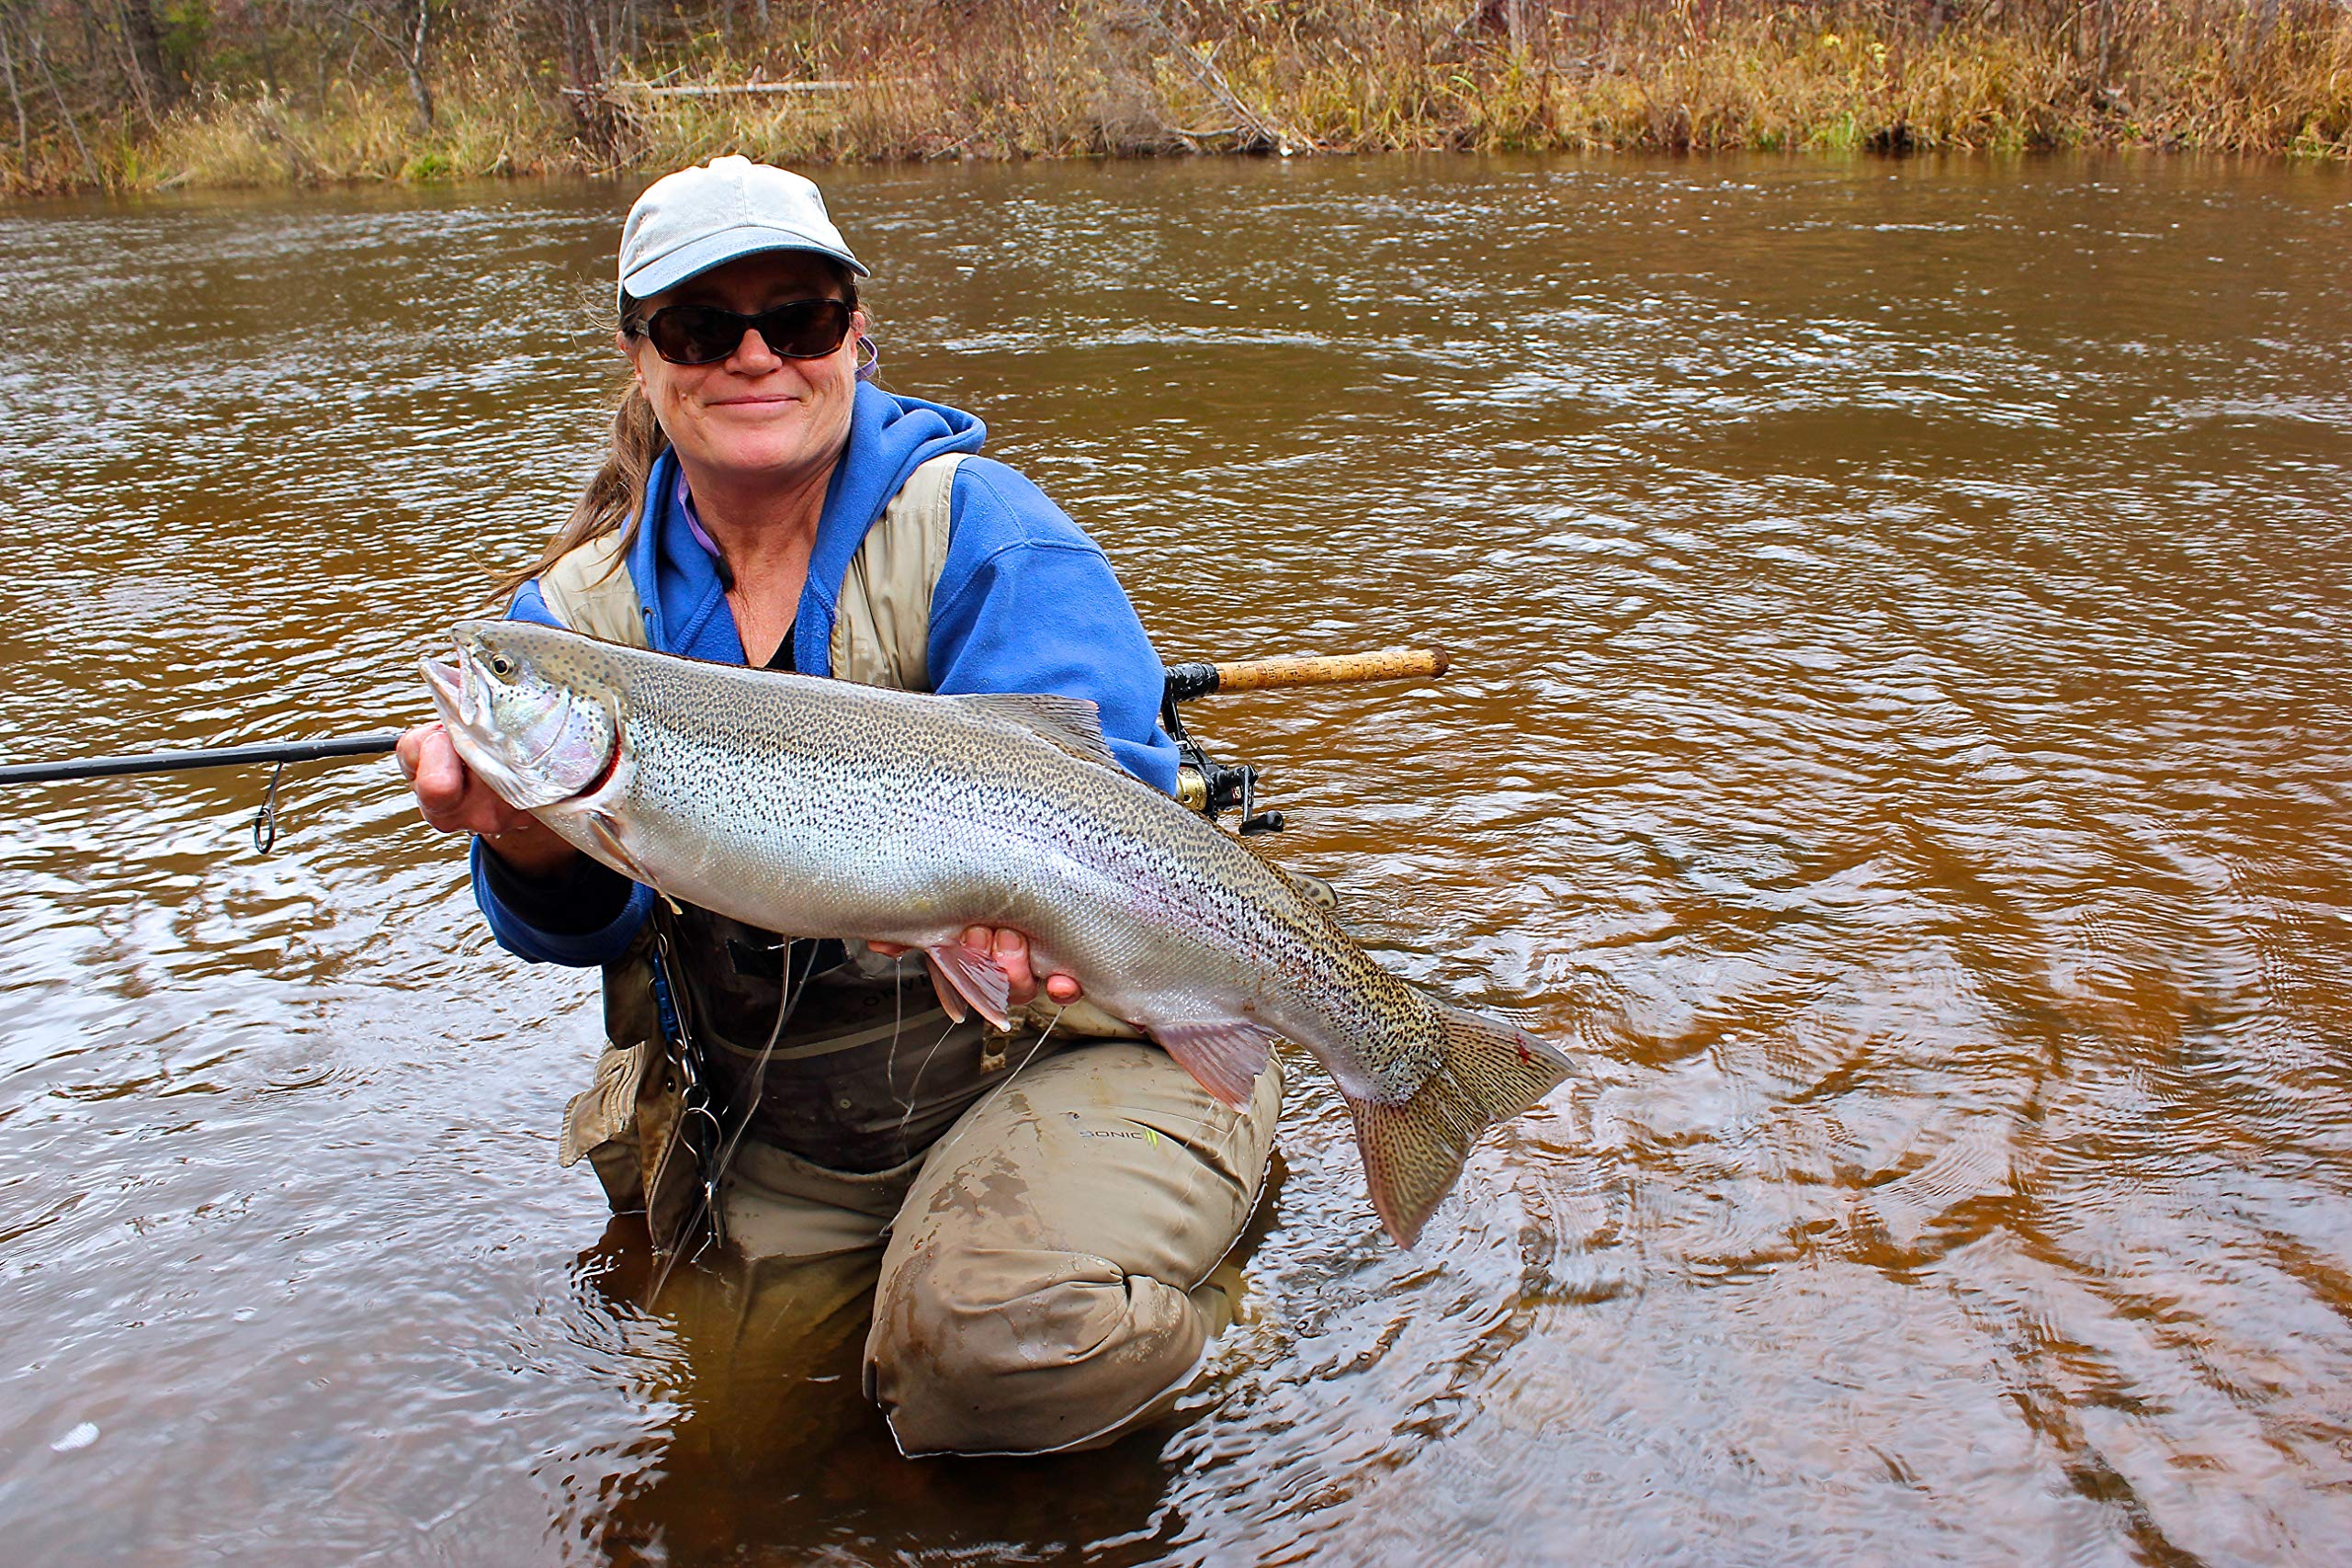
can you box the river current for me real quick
[0,153,2346,1564]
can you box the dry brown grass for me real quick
[3,0,2346,195]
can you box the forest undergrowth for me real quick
[1,0,2346,194]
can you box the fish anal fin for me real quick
[922,953,969,1024]
[922,942,1014,1031]
[1347,1006,1576,1248]
[1153,1018,1278,1108]
[951,692,1116,769]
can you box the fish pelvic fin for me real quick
[1154,1018,1278,1107]
[922,942,1014,1031]
[1348,1005,1577,1248]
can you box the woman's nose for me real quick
[728,327,784,371]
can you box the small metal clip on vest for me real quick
[649,921,729,1257]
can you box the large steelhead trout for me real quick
[425,619,1573,1246]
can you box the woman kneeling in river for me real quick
[397,156,1278,1457]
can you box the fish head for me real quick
[421,620,621,811]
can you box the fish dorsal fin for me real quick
[950,691,1117,769]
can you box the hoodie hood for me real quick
[625,382,987,672]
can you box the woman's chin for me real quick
[686,436,841,484]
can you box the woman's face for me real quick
[622,250,865,499]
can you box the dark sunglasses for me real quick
[635,299,854,366]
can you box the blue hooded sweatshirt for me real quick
[471,383,1180,967]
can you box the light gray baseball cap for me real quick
[616,155,867,310]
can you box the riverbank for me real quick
[3,1,2346,194]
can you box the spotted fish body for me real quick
[425,619,1574,1246]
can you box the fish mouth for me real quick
[422,649,475,728]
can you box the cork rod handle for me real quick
[1201,645,1450,695]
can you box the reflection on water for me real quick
[1,153,2348,1564]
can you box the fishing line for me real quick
[922,1011,1061,1169]
[883,950,913,1122]
[893,1012,960,1146]
[1169,1058,1251,1235]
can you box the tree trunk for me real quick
[550,0,617,155]
[119,0,173,109]
[28,28,98,182]
[0,20,28,174]
[2256,0,2283,51]
[403,0,435,129]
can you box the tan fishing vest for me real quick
[540,452,965,684]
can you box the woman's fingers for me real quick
[965,927,1083,1009]
[397,723,458,813]
[989,925,1038,1006]
[396,723,538,840]
[399,723,477,833]
[882,930,1084,1010]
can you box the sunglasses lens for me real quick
[759,300,853,358]
[646,305,740,366]
[645,300,853,365]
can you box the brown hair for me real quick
[497,263,862,599]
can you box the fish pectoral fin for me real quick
[1151,1018,1278,1108]
[585,809,657,887]
[922,942,1014,1031]
[948,692,1117,770]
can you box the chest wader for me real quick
[543,454,1145,1258]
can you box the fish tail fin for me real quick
[1346,1003,1577,1249]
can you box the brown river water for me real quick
[1,153,2348,1565]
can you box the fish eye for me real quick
[487,653,516,678]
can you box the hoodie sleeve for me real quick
[926,460,1182,795]
[465,577,656,968]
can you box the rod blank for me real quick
[0,732,403,786]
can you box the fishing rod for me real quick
[1160,646,1448,831]
[0,645,1450,846]
[0,732,406,786]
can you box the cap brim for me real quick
[619,225,869,304]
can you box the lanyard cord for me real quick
[644,917,818,1306]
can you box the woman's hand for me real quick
[868,927,1082,1009]
[396,721,577,879]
